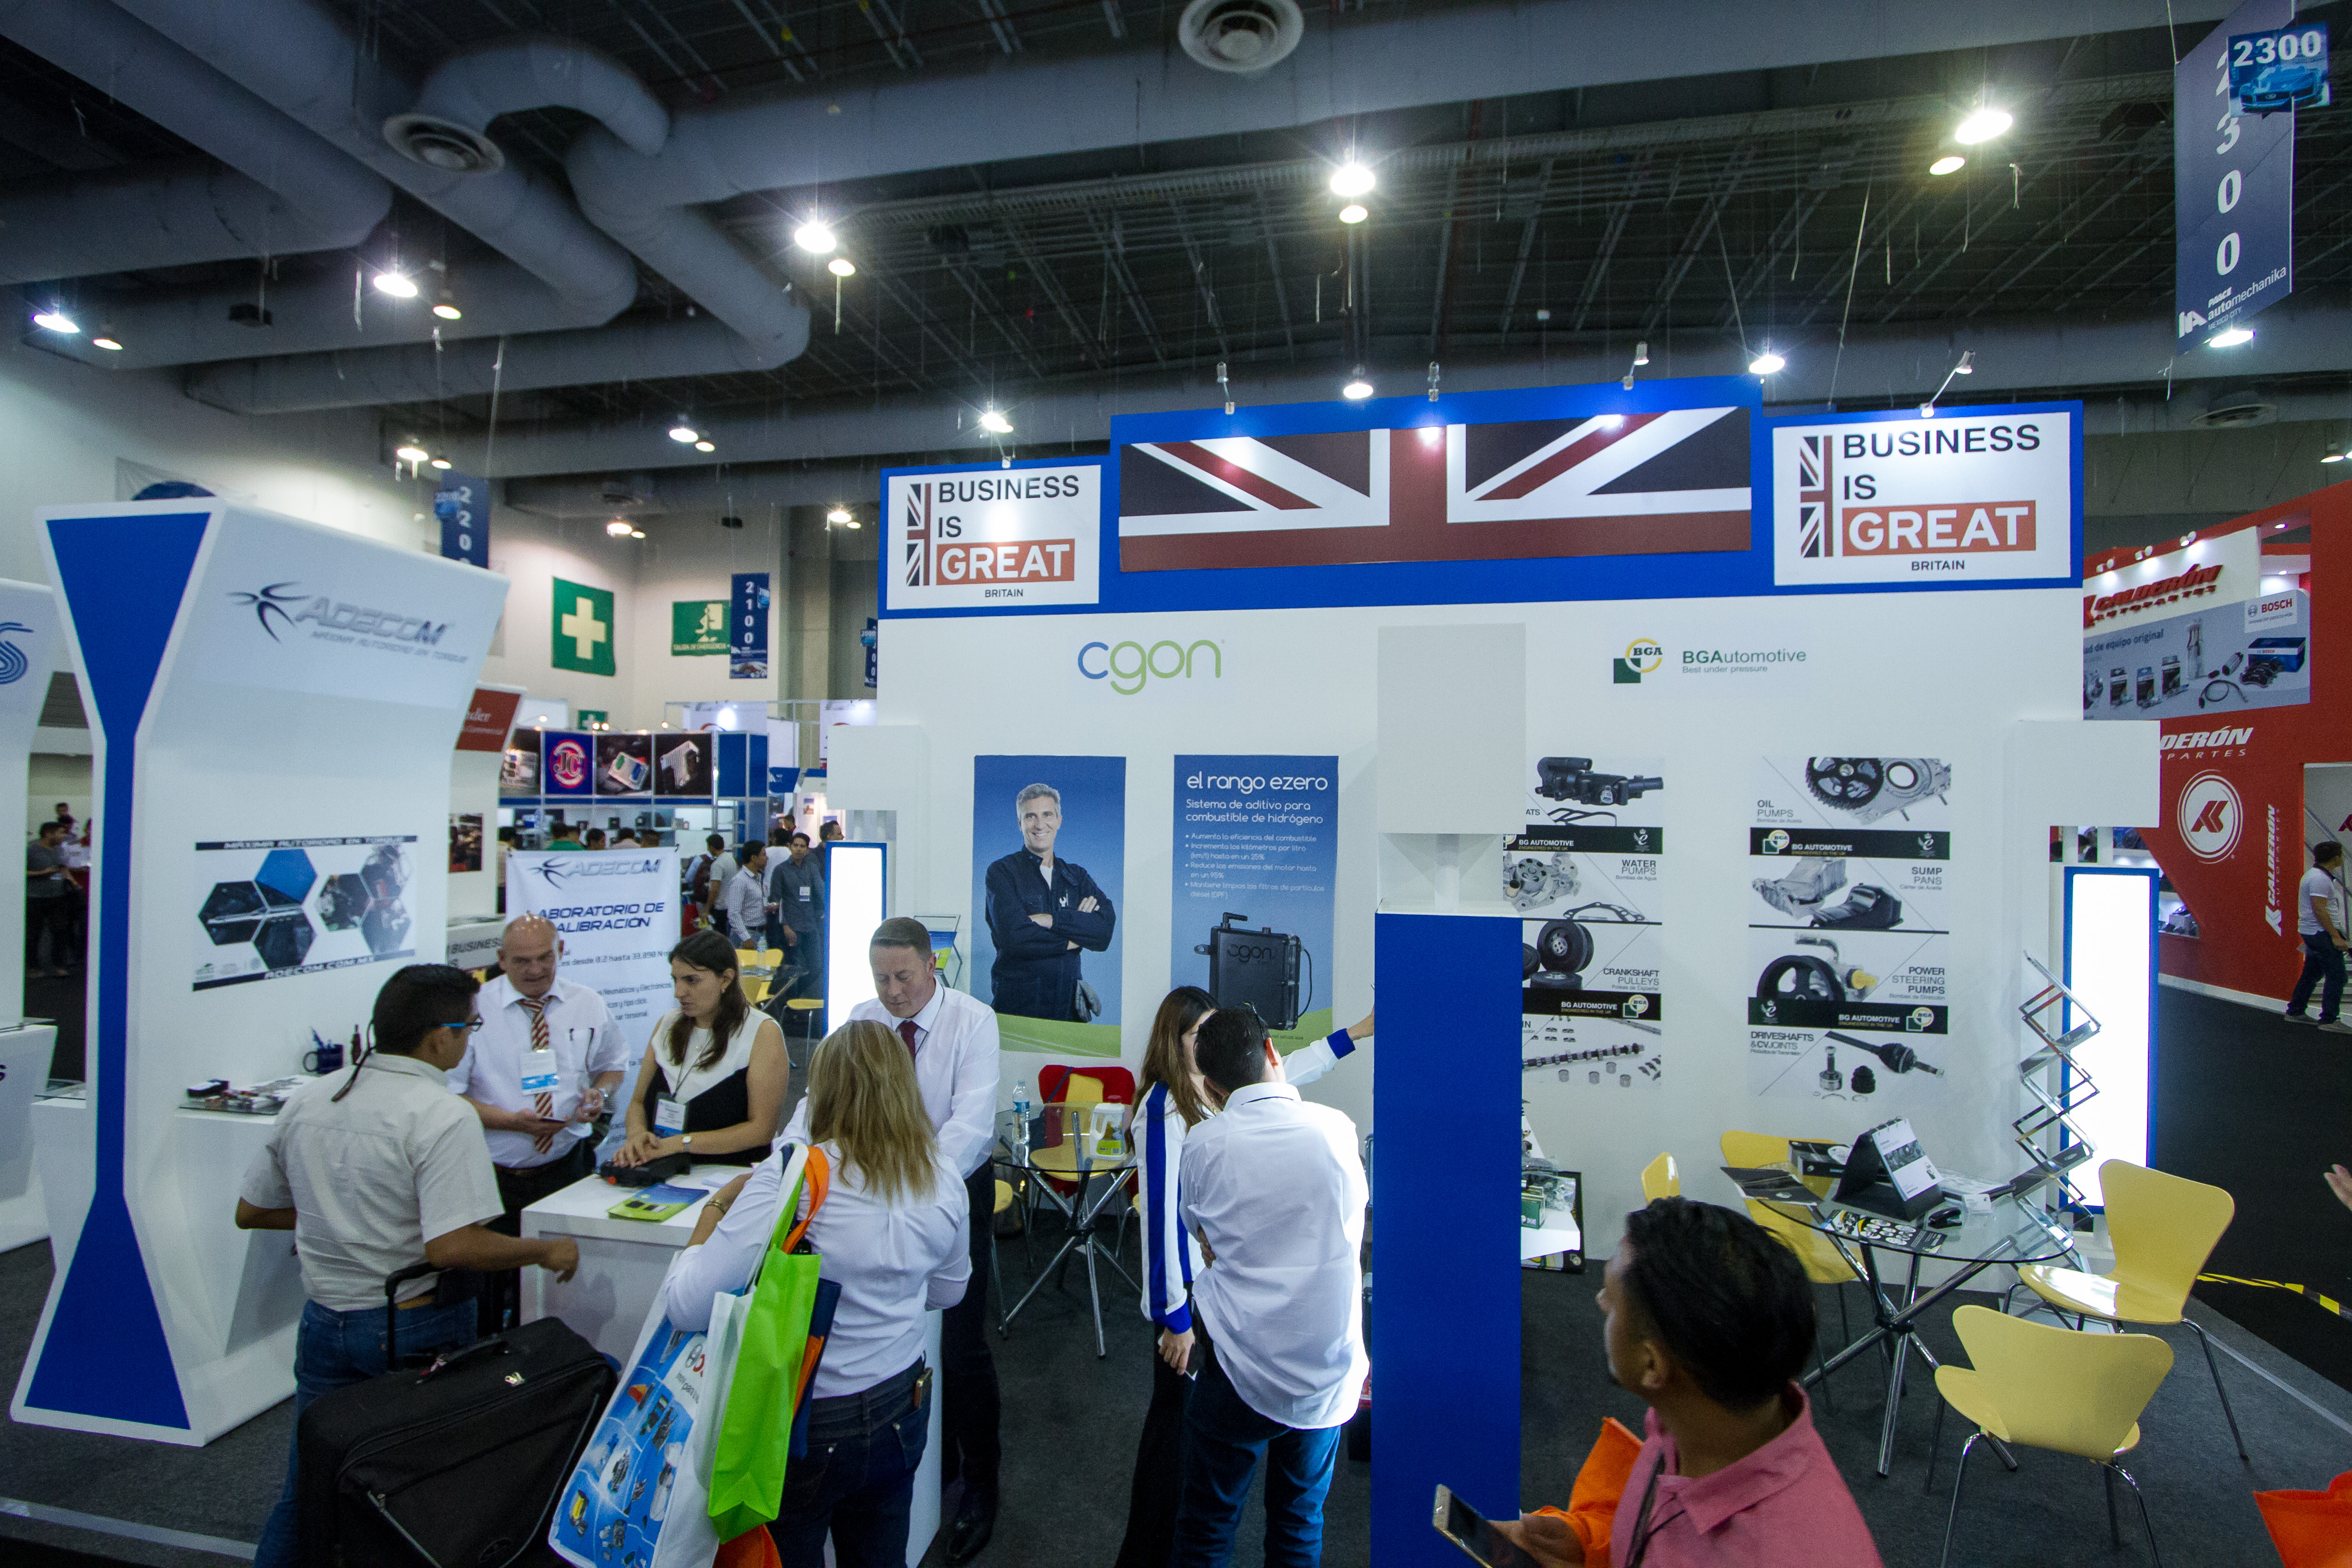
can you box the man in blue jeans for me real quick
[2286,840,2352,1033]
[1174,1007,1368,1566]
[236,963,581,1568]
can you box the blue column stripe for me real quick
[24,511,209,1430]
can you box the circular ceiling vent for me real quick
[1179,0,1304,72]
[381,114,505,175]
[2193,390,2276,429]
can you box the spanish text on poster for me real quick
[1170,756,1338,1054]
[507,849,681,1038]
[193,836,416,991]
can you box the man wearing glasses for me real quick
[236,964,581,1568]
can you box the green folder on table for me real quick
[607,1183,703,1222]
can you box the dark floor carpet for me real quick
[2151,983,2352,1395]
[25,964,85,1082]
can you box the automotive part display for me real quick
[1195,912,1307,1030]
[1809,884,1903,931]
[1524,1041,1643,1070]
[1825,1029,1943,1076]
[1534,757,1664,809]
[1802,757,1949,823]
[1850,1064,1878,1094]
[1505,852,1580,912]
[1818,1043,1843,1093]
[1753,857,1845,918]
[1526,902,1647,992]
[1756,936,1879,1003]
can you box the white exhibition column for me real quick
[10,500,506,1444]
[0,579,63,1252]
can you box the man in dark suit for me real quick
[982,782,1115,1021]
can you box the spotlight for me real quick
[793,220,838,254]
[432,291,462,321]
[428,455,452,470]
[827,257,857,278]
[372,270,419,299]
[669,419,700,443]
[2206,326,2254,348]
[2323,451,2345,464]
[1338,204,1367,224]
[629,528,645,539]
[1341,368,1374,400]
[90,333,124,351]
[1330,161,1375,197]
[606,519,634,536]
[844,519,861,529]
[31,309,79,334]
[694,439,715,452]
[1749,350,1786,375]
[1632,341,1649,367]
[1919,403,1936,417]
[1929,155,1966,177]
[978,408,1013,434]
[395,442,430,463]
[1955,107,2013,145]
[827,507,853,524]
[1953,350,1975,374]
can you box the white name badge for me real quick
[798,886,813,901]
[655,1097,686,1137]
[520,1049,560,1096]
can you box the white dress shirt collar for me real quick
[894,979,947,1043]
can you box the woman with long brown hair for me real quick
[612,928,786,1167]
[1112,989,1374,1568]
[667,1019,970,1567]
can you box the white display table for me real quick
[522,1172,943,1567]
[0,1025,57,1252]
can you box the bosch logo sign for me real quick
[1078,638,1223,696]
[548,739,589,790]
[2177,771,2244,861]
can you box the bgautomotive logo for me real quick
[1078,638,1223,696]
[2177,771,2243,862]
[229,581,450,646]
[1613,638,1664,684]
[0,621,34,685]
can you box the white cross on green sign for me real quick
[553,578,615,676]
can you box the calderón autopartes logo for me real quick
[2177,771,2244,861]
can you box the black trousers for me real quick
[24,893,70,970]
[941,1164,1002,1491]
[1113,1329,1194,1568]
[483,1142,594,1331]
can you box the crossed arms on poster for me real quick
[984,781,1117,1022]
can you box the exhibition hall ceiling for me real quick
[1,0,2345,481]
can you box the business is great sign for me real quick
[884,459,1102,612]
[1767,404,2079,589]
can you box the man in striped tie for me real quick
[448,915,634,1327]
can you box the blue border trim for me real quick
[2060,865,2161,1206]
[26,509,209,1430]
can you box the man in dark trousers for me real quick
[982,782,1116,1021]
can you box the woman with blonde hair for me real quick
[666,1019,970,1568]
[1112,991,1375,1568]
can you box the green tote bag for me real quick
[706,1145,832,1541]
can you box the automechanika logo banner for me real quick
[885,461,1101,612]
[1769,406,2077,588]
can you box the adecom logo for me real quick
[1077,637,1224,696]
[0,621,33,685]
[227,581,451,646]
[2177,771,2243,862]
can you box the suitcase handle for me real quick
[383,1264,439,1368]
[415,1336,515,1383]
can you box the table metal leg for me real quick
[1084,1232,1105,1357]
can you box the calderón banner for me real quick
[506,850,680,1039]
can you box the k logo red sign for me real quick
[2177,772,2244,862]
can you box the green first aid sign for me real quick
[553,578,615,676]
[672,599,729,656]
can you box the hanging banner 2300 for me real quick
[2177,0,2295,343]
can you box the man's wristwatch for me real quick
[681,1134,694,1150]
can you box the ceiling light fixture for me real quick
[31,309,79,334]
[694,439,715,453]
[91,333,123,351]
[1952,350,1974,374]
[2324,451,2346,464]
[1338,203,1367,224]
[432,290,462,321]
[1330,161,1375,197]
[1341,368,1374,400]
[428,455,452,470]
[2206,326,2254,348]
[844,518,861,529]
[1748,350,1786,375]
[793,220,837,254]
[827,507,853,524]
[978,408,1013,434]
[606,519,633,537]
[827,257,857,278]
[629,528,645,539]
[1929,155,1966,176]
[395,441,429,464]
[1954,107,2013,144]
[668,419,700,443]
[1632,341,1650,367]
[372,270,419,299]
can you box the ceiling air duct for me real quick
[1178,0,1303,72]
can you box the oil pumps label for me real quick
[1514,750,1667,1095]
[1747,756,1953,1106]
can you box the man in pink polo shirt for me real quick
[1503,1197,1882,1568]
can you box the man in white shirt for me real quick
[236,963,580,1568]
[719,839,771,946]
[1173,1007,1368,1568]
[2287,840,2350,1032]
[780,915,1004,1564]
[448,915,635,1325]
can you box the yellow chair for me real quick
[2015,1157,2247,1461]
[1928,1304,2174,1568]
[1719,1131,1862,1330]
[1639,1152,1680,1202]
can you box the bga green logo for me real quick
[1621,994,1651,1019]
[1077,638,1223,696]
[1761,829,1790,855]
[1907,1007,1936,1032]
[1613,638,1665,684]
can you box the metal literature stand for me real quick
[2009,952,2103,1267]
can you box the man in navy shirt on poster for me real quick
[983,782,1116,1021]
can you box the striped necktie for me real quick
[520,995,556,1153]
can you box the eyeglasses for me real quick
[440,1018,486,1033]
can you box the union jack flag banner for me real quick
[1117,406,1750,572]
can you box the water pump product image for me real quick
[1195,912,1309,1031]
[1756,936,1879,1003]
[1825,1029,1943,1076]
[1505,852,1580,912]
[1802,758,1949,823]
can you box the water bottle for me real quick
[1012,1079,1032,1153]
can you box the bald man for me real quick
[448,915,633,1325]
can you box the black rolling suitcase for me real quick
[297,1264,617,1566]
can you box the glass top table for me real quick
[992,1106,1139,1357]
[1726,1165,2081,1478]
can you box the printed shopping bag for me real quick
[2255,1469,2352,1568]
[706,1147,835,1540]
[548,1251,724,1568]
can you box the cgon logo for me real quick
[230,581,449,647]
[1078,638,1223,696]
